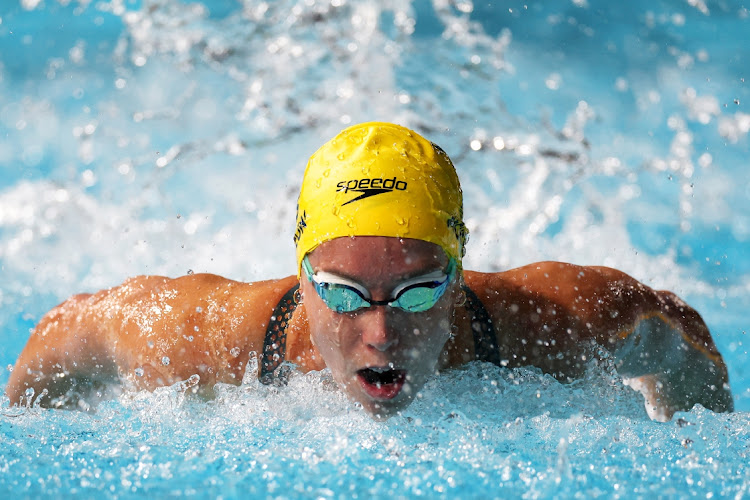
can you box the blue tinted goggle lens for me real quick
[302,257,456,313]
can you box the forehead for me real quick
[308,236,448,282]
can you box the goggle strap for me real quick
[301,256,315,282]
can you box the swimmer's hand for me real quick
[614,297,733,421]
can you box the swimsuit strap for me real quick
[260,283,299,384]
[461,285,501,365]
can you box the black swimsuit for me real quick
[259,284,500,384]
[259,284,300,384]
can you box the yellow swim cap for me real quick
[294,122,467,274]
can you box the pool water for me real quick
[1,0,748,497]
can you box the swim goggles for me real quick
[301,256,456,313]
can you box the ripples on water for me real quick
[0,0,748,497]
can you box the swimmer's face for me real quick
[301,236,458,419]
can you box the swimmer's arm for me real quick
[531,262,733,420]
[5,293,118,407]
[611,289,733,421]
[472,262,733,421]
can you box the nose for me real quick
[360,307,399,352]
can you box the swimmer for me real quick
[5,122,733,421]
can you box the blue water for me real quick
[1,0,748,497]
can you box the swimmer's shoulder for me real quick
[92,272,296,299]
[464,261,643,300]
[462,262,652,333]
[96,273,299,317]
[66,273,300,342]
[79,273,302,374]
[463,261,716,351]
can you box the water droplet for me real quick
[242,352,260,386]
[195,307,203,313]
[230,347,241,357]
[134,367,144,377]
[161,356,171,366]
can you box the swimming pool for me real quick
[1,0,748,497]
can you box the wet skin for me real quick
[5,236,733,420]
[301,237,459,418]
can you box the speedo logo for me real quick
[336,177,407,206]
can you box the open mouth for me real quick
[357,367,407,400]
